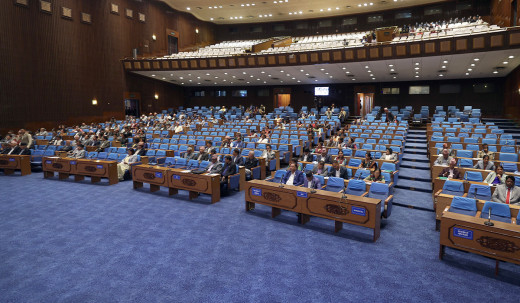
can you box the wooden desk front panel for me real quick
[43,157,76,174]
[76,160,117,178]
[246,180,300,211]
[0,155,30,170]
[132,165,170,187]
[168,169,220,195]
[440,212,520,265]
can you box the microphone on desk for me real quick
[279,175,284,188]
[484,207,494,226]
[341,184,347,200]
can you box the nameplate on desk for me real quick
[70,161,77,165]
[251,188,262,196]
[45,160,52,164]
[173,174,181,180]
[155,172,163,178]
[96,165,103,169]
[297,191,308,198]
[453,227,473,240]
[9,158,15,162]
[351,206,366,216]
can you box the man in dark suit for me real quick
[184,147,197,160]
[299,148,313,162]
[196,146,209,162]
[220,155,237,195]
[439,158,461,179]
[3,142,21,155]
[303,171,321,189]
[17,142,31,155]
[282,162,304,186]
[232,148,244,166]
[136,142,147,156]
[381,108,395,122]
[316,150,332,164]
[231,136,244,149]
[328,160,349,179]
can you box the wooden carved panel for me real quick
[455,39,467,51]
[321,52,330,62]
[510,33,520,45]
[310,53,319,62]
[396,46,406,56]
[288,54,297,64]
[333,51,342,61]
[410,44,420,55]
[171,61,179,69]
[268,56,276,65]
[440,41,451,52]
[344,50,354,60]
[209,59,216,68]
[199,60,207,68]
[490,35,504,47]
[472,37,485,49]
[152,61,160,69]
[357,49,366,59]
[257,57,266,65]
[143,61,151,69]
[247,57,256,66]
[278,55,286,64]
[238,58,246,66]
[425,42,435,53]
[161,61,170,69]
[189,60,198,68]
[299,54,308,63]
[133,62,141,69]
[124,62,132,69]
[369,48,379,58]
[382,47,392,57]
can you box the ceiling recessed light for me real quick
[470,63,475,67]
[443,60,448,64]
[365,66,369,68]
[414,67,420,70]
[474,58,479,61]
[465,73,470,75]
[389,64,394,67]
[468,68,472,71]
[503,61,509,64]
[186,7,191,10]
[415,62,420,65]
[493,70,499,74]
[441,66,446,69]
[415,75,419,78]
[151,74,156,77]
[509,55,514,59]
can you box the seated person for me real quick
[220,155,237,194]
[435,149,453,166]
[312,160,329,177]
[343,137,357,149]
[364,168,385,183]
[335,150,347,166]
[257,134,269,144]
[61,140,74,153]
[135,141,147,156]
[299,148,313,162]
[313,142,326,154]
[0,142,10,154]
[230,136,244,148]
[477,143,495,160]
[380,148,397,162]
[205,154,223,174]
[473,155,495,171]
[281,162,304,186]
[96,136,110,152]
[360,153,377,170]
[491,176,520,205]
[484,165,507,185]
[261,144,275,162]
[204,140,215,154]
[439,158,461,179]
[117,148,138,181]
[196,146,209,162]
[328,160,349,179]
[438,143,455,157]
[2,142,20,155]
[220,136,231,147]
[69,143,86,159]
[184,147,197,160]
[316,150,332,164]
[303,171,321,189]
[231,148,244,166]
[17,142,31,155]
[244,151,259,180]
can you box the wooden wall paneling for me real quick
[310,53,319,62]
[198,59,207,68]
[369,47,379,59]
[257,56,266,65]
[473,37,485,49]
[455,39,468,51]
[288,54,297,64]
[510,32,520,45]
[238,57,246,67]
[356,49,366,60]
[152,61,160,69]
[247,57,256,66]
[161,61,170,69]
[299,53,308,63]
[490,34,504,47]
[382,46,392,57]
[180,60,189,69]
[332,51,342,61]
[267,56,276,65]
[396,45,406,56]
[228,58,236,67]
[209,59,217,68]
[143,61,151,69]
[440,41,451,52]
[425,42,435,54]
[218,58,226,67]
[410,44,421,55]
[171,61,179,69]
[321,51,330,62]
[278,55,287,65]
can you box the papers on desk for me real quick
[207,173,220,176]
[181,170,191,173]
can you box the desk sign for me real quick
[155,172,163,178]
[173,175,181,180]
[9,158,15,162]
[251,188,262,196]
[297,191,308,198]
[45,160,52,164]
[96,165,103,169]
[453,227,473,240]
[70,161,77,165]
[351,206,366,216]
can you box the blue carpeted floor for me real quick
[1,173,519,302]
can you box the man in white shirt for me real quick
[281,163,304,186]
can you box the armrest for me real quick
[385,195,394,204]
[462,193,468,197]
[444,206,450,213]
[321,185,327,189]
[434,189,442,197]
[361,192,368,197]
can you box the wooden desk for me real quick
[440,209,520,274]
[0,155,31,176]
[132,164,222,203]
[42,157,118,185]
[245,180,382,241]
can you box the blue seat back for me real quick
[345,179,366,196]
[381,162,396,172]
[367,182,389,201]
[442,180,464,196]
[467,184,492,201]
[480,201,511,223]
[270,170,286,183]
[354,169,370,179]
[449,196,478,216]
[348,158,361,167]
[464,171,483,182]
[324,177,345,192]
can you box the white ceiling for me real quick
[161,0,445,24]
[132,49,520,86]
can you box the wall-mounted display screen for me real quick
[314,87,329,96]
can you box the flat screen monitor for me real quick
[315,87,329,96]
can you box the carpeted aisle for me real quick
[0,172,519,302]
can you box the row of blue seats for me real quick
[431,136,514,143]
[457,159,519,173]
[446,197,519,224]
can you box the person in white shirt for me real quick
[435,149,453,166]
[380,148,397,162]
[117,148,139,181]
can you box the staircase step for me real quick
[392,189,434,210]
[401,158,429,163]
[403,149,428,155]
[399,175,431,182]
[400,163,430,170]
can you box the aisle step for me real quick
[403,149,428,155]
[401,158,429,163]
[398,167,431,179]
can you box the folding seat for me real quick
[464,171,483,182]
[466,144,479,151]
[162,157,176,167]
[322,177,345,192]
[344,180,367,196]
[87,152,98,159]
[448,197,477,216]
[438,180,465,196]
[480,201,511,223]
[304,163,314,173]
[457,159,473,168]
[500,146,516,153]
[172,157,187,168]
[499,153,518,162]
[354,169,370,179]
[500,139,515,146]
[366,182,393,218]
[117,154,127,162]
[467,184,492,201]
[502,162,518,173]
[456,150,473,158]
[354,150,366,158]
[362,144,373,150]
[348,158,361,167]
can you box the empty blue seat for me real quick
[458,158,473,168]
[366,182,393,217]
[269,170,286,183]
[480,201,511,223]
[449,197,478,216]
[354,169,370,179]
[456,150,473,158]
[323,177,345,192]
[348,158,361,167]
[345,179,367,196]
[500,153,518,162]
[464,171,483,182]
[440,180,465,196]
[502,162,518,173]
[467,184,492,201]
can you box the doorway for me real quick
[275,94,291,108]
[513,0,518,27]
[124,99,140,117]
[168,35,178,55]
[355,93,374,117]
